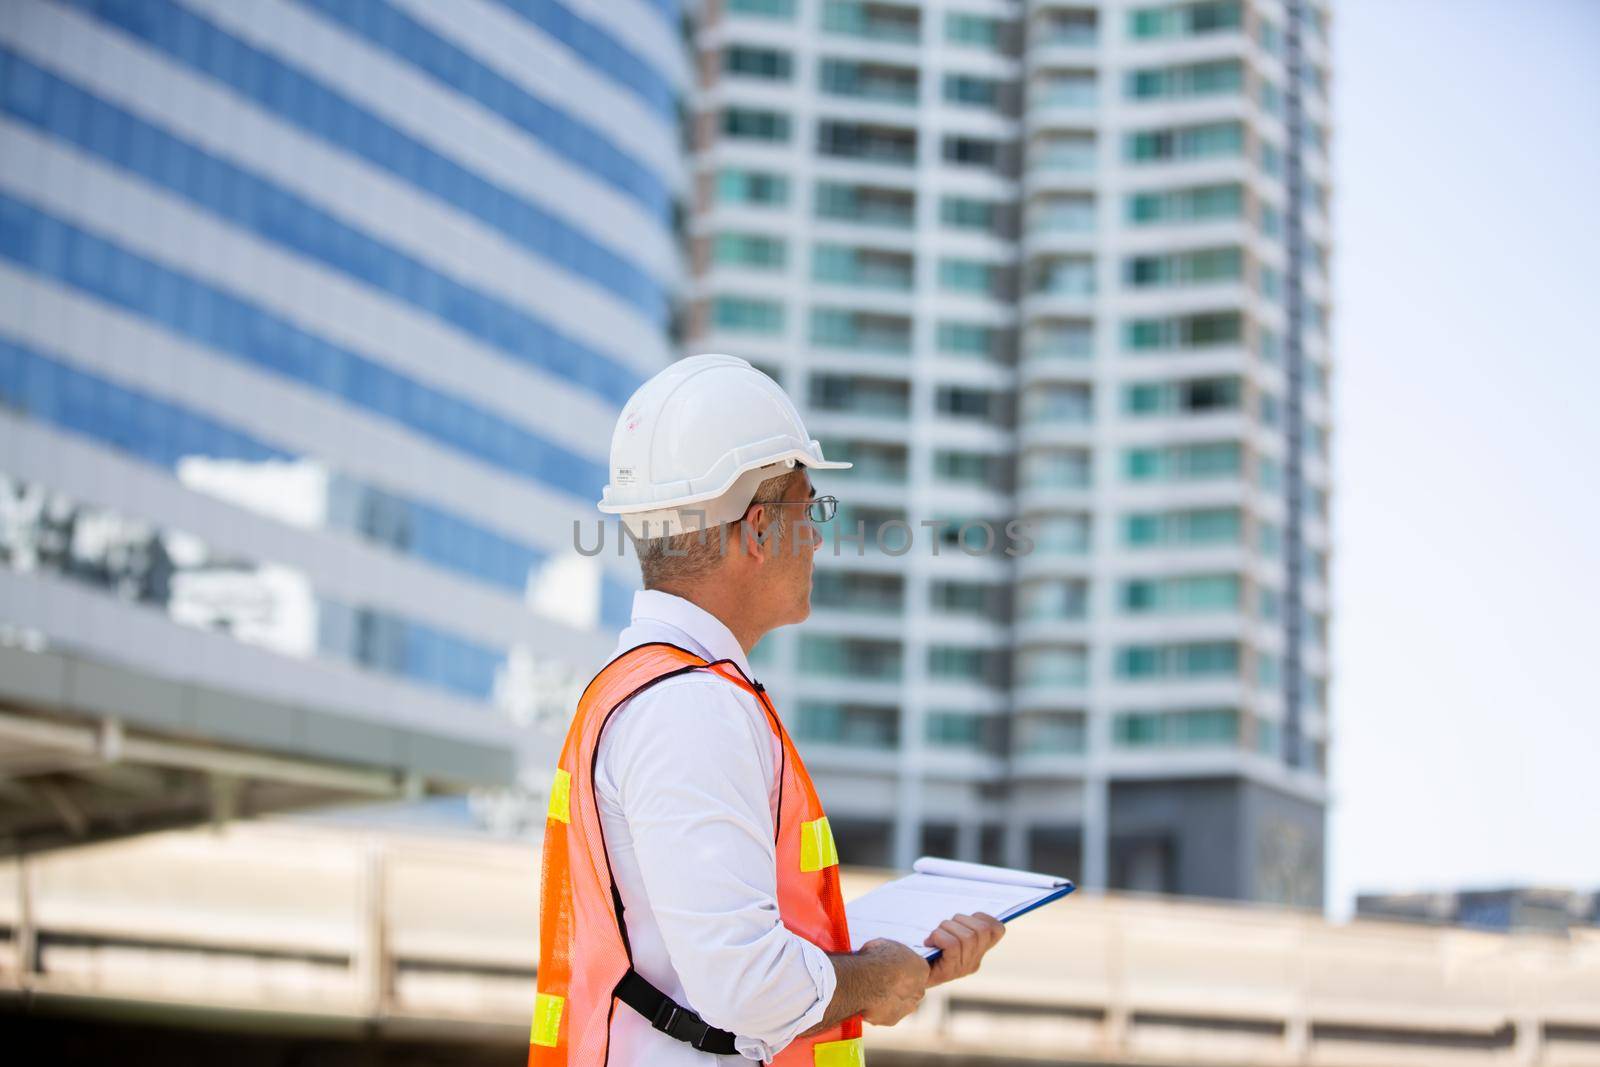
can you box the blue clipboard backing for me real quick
[921,881,1076,964]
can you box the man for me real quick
[532,355,1005,1066]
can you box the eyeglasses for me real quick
[749,495,839,524]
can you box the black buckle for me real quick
[650,999,681,1034]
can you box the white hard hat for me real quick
[599,354,850,538]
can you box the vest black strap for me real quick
[614,968,739,1055]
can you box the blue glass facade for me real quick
[0,51,647,406]
[487,0,678,118]
[0,195,610,499]
[0,336,625,606]
[0,0,674,704]
[51,0,671,324]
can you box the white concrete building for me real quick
[687,0,1332,904]
[0,0,685,847]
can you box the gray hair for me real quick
[636,469,803,589]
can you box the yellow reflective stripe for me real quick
[530,991,564,1047]
[813,1036,865,1067]
[799,816,839,873]
[547,768,572,824]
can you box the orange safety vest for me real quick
[529,642,865,1067]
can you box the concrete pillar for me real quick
[954,819,979,863]
[1083,774,1109,890]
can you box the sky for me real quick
[1328,0,1600,917]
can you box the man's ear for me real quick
[740,505,773,561]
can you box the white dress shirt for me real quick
[594,590,837,1064]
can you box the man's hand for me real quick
[924,912,1005,987]
[854,938,928,1026]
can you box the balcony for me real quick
[815,438,908,484]
[818,120,918,167]
[1029,136,1097,177]
[810,569,905,614]
[815,182,915,229]
[819,59,920,107]
[812,247,915,292]
[1028,195,1096,234]
[798,635,904,682]
[1024,320,1095,362]
[1031,73,1098,111]
[1030,9,1098,50]
[1022,384,1093,429]
[794,700,900,749]
[810,309,914,355]
[1015,647,1090,690]
[821,0,921,44]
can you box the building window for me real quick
[1113,708,1239,748]
[934,450,1003,485]
[812,245,914,290]
[1033,134,1097,172]
[1020,449,1091,490]
[798,635,903,680]
[925,711,989,750]
[1132,185,1243,224]
[728,0,796,18]
[1122,507,1243,548]
[1017,647,1089,688]
[722,107,792,142]
[1116,641,1241,680]
[943,135,1000,170]
[1024,384,1093,425]
[939,257,999,295]
[1035,71,1097,108]
[815,182,915,227]
[936,321,999,359]
[1124,250,1244,290]
[818,121,918,166]
[1039,9,1098,46]
[1123,441,1241,482]
[1125,59,1243,100]
[716,168,790,206]
[940,196,999,232]
[819,59,919,105]
[1123,309,1244,348]
[943,73,1002,108]
[936,385,998,421]
[713,295,785,334]
[1125,121,1244,163]
[724,45,793,80]
[1032,257,1096,297]
[945,12,1003,48]
[1122,376,1242,416]
[822,1,922,43]
[1015,713,1086,754]
[1027,320,1094,359]
[930,580,1004,618]
[1127,1,1243,40]
[1031,514,1092,555]
[1120,574,1241,614]
[810,308,914,353]
[1019,579,1089,621]
[928,645,1000,684]
[1031,195,1096,233]
[712,232,787,269]
[796,701,900,748]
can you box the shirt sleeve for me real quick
[610,677,837,1060]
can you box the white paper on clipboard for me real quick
[845,857,1074,958]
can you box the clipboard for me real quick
[845,856,1076,961]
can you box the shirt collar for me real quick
[630,590,754,679]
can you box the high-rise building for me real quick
[0,0,684,846]
[688,0,1331,905]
